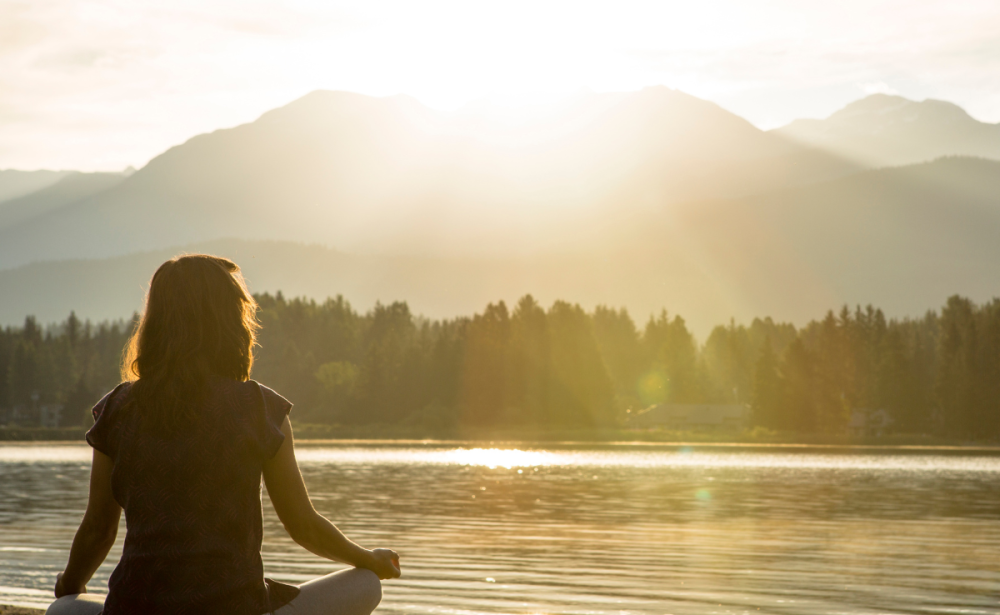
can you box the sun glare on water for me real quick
[434,448,556,469]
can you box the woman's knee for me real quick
[354,568,382,611]
[46,594,105,615]
[284,567,383,615]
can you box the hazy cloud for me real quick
[1,0,999,170]
[858,82,899,96]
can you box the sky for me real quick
[2,0,1000,171]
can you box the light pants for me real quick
[45,568,383,615]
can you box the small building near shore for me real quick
[628,404,750,431]
[8,402,65,428]
[848,408,894,437]
[40,403,64,428]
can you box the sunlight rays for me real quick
[4,0,1000,169]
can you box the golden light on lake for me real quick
[439,448,554,469]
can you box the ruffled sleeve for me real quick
[85,382,130,458]
[254,382,293,459]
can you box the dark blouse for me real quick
[86,378,300,615]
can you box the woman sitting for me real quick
[47,254,400,615]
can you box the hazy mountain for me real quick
[0,87,857,269]
[0,172,127,230]
[4,157,997,336]
[625,156,1000,326]
[773,94,1000,167]
[3,89,995,333]
[0,170,74,203]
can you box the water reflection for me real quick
[293,445,1000,473]
[2,443,1000,614]
[296,447,560,469]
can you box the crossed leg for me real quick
[44,568,381,615]
[275,568,383,615]
[45,594,105,615]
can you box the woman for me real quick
[47,254,400,615]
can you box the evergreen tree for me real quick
[750,340,782,429]
[781,339,817,432]
[3,293,1000,440]
[509,295,549,428]
[546,301,615,428]
[459,301,511,428]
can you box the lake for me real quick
[2,442,1000,614]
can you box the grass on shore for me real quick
[0,426,88,441]
[1,423,995,449]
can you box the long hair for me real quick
[122,254,259,428]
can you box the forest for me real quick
[1,293,998,440]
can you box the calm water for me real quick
[2,442,1000,614]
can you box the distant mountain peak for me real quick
[773,93,1000,167]
[832,93,912,118]
[830,94,973,124]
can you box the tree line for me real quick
[1,293,997,439]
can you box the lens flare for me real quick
[638,370,668,406]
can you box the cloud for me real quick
[857,81,899,96]
[2,0,1000,170]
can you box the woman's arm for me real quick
[262,416,400,580]
[56,449,122,597]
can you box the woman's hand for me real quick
[264,419,401,579]
[55,572,87,598]
[364,548,401,580]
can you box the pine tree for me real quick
[751,340,782,429]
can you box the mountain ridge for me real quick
[1,89,997,335]
[0,87,858,269]
[0,170,75,204]
[3,156,997,337]
[774,93,1000,167]
[0,172,127,231]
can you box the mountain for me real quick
[0,170,74,203]
[773,94,1000,167]
[4,157,998,336]
[0,239,572,328]
[3,89,996,333]
[624,156,1000,325]
[0,87,857,269]
[0,171,128,230]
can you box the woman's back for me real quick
[88,378,294,615]
[49,254,397,615]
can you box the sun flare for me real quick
[438,448,554,469]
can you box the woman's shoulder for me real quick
[92,381,133,422]
[247,380,293,413]
[87,382,133,456]
[212,377,279,396]
[248,379,287,398]
[214,380,292,458]
[245,381,292,458]
[212,378,293,412]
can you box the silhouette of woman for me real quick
[46,254,400,615]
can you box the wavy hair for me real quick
[122,254,259,428]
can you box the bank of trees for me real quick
[0,313,131,426]
[2,293,998,439]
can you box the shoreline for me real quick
[0,606,44,615]
[2,437,1000,454]
[3,422,998,449]
[2,423,998,451]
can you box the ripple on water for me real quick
[3,443,1000,615]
